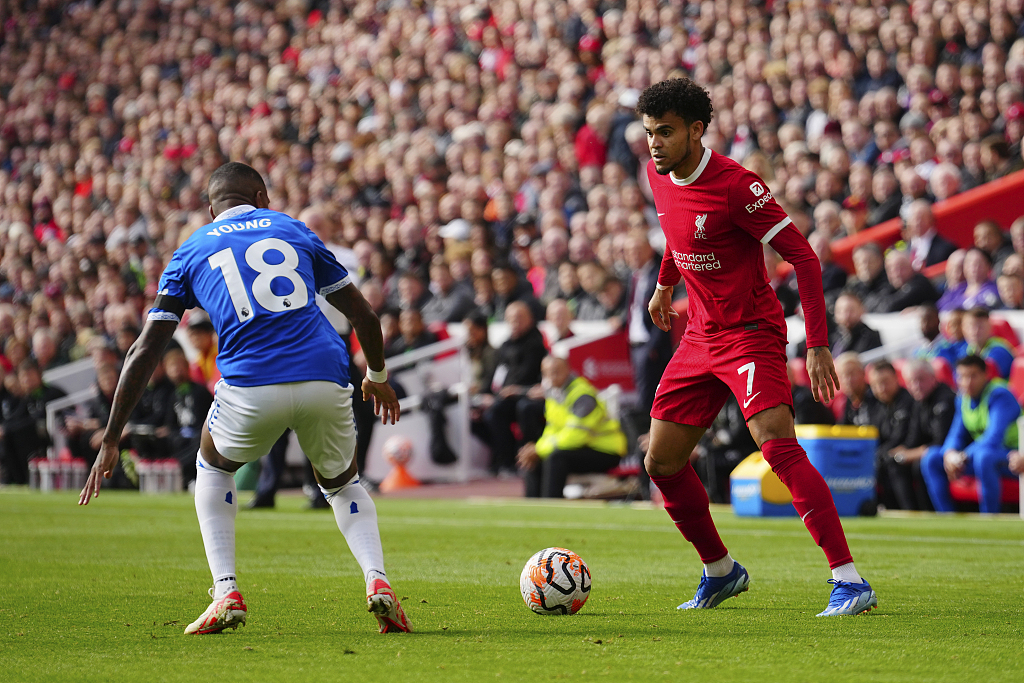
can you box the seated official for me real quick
[885,359,956,511]
[866,360,916,510]
[516,356,627,498]
[921,355,1021,513]
[959,307,1015,379]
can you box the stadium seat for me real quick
[1008,357,1024,402]
[891,358,907,388]
[828,391,847,422]
[989,317,1020,350]
[931,357,955,388]
[948,476,1020,506]
[788,358,810,387]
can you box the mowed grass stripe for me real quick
[2,492,1022,683]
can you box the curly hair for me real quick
[635,78,714,130]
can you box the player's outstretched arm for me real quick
[805,346,841,404]
[326,284,400,425]
[79,318,178,505]
[648,285,679,332]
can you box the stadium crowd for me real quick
[1,0,1024,508]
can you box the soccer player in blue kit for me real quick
[79,163,411,635]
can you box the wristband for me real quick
[366,367,388,383]
[655,283,671,291]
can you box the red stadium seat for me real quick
[931,357,955,388]
[788,358,810,387]
[829,391,847,422]
[948,476,1020,505]
[989,317,1020,350]
[986,357,999,381]
[891,358,907,388]
[1008,357,1024,402]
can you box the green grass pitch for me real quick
[1,490,1021,682]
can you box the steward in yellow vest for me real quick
[517,357,627,498]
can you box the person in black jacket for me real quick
[836,352,880,428]
[848,244,894,313]
[1,359,66,484]
[883,250,939,312]
[482,301,547,475]
[867,360,917,509]
[885,359,957,511]
[162,346,213,489]
[831,291,883,356]
[903,199,958,270]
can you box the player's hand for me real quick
[805,345,840,403]
[79,439,119,506]
[648,287,678,332]
[362,377,401,425]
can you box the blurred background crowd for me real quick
[2,0,1024,510]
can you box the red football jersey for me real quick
[649,150,826,345]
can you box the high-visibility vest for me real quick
[960,380,1019,449]
[536,377,628,458]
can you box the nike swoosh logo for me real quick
[657,212,666,216]
[742,392,761,409]
[801,509,814,522]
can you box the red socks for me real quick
[760,438,853,569]
[650,463,729,564]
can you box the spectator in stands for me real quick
[185,311,219,394]
[887,359,957,511]
[517,356,626,498]
[961,308,1016,379]
[903,200,958,271]
[866,360,916,510]
[492,261,544,322]
[922,355,1021,513]
[422,259,474,325]
[831,291,884,357]
[384,309,438,357]
[0,359,66,485]
[883,250,940,311]
[835,352,879,427]
[805,232,848,304]
[396,271,434,313]
[915,304,967,368]
[622,232,672,417]
[575,262,610,322]
[960,248,1004,310]
[974,221,1014,279]
[848,244,894,313]
[162,345,213,490]
[463,311,497,403]
[544,299,575,346]
[996,273,1024,309]
[65,362,122,467]
[788,364,836,426]
[867,166,903,227]
[937,249,969,310]
[484,301,547,476]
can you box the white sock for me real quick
[195,453,238,599]
[831,562,862,583]
[321,479,387,592]
[704,552,735,578]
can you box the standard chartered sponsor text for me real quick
[673,250,723,271]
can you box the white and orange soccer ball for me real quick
[382,435,414,466]
[520,547,591,615]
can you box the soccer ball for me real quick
[382,435,414,466]
[520,547,591,615]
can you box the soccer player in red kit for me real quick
[637,79,877,616]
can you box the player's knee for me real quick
[974,448,1006,472]
[644,452,683,478]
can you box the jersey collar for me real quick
[670,147,712,186]
[216,204,257,221]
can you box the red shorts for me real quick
[651,327,793,428]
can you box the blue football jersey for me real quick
[152,205,352,387]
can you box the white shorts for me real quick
[206,380,357,480]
